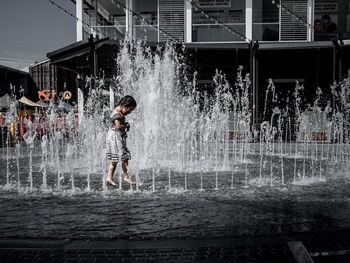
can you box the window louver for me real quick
[280,0,308,41]
[158,0,185,42]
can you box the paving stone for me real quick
[1,232,350,263]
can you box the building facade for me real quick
[30,60,55,92]
[0,65,36,101]
[44,0,350,126]
[75,0,350,43]
[70,0,350,87]
[29,58,78,103]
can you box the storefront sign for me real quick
[315,3,338,12]
[196,0,231,8]
[63,91,72,100]
[38,90,56,101]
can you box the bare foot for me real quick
[106,177,117,186]
[123,176,136,184]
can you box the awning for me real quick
[35,100,49,108]
[47,38,111,65]
[18,96,43,107]
[184,42,249,50]
[183,40,339,51]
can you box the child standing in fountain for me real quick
[106,95,137,186]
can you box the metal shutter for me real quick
[158,0,185,42]
[280,0,308,41]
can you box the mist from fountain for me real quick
[0,40,350,194]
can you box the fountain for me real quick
[0,39,350,242]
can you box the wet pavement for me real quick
[1,146,350,261]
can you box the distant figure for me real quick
[106,95,137,187]
[321,14,337,33]
[314,19,324,33]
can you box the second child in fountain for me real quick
[106,95,137,187]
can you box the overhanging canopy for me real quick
[35,100,49,108]
[18,96,43,107]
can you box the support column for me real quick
[157,0,160,41]
[316,47,320,87]
[332,40,341,82]
[125,0,133,39]
[89,35,98,77]
[333,40,343,81]
[245,0,253,43]
[91,0,98,37]
[185,0,192,43]
[76,0,83,41]
[255,56,259,128]
[307,0,314,41]
[333,48,336,82]
[339,46,342,80]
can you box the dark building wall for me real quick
[255,47,337,124]
[183,44,348,128]
[30,61,51,91]
[341,46,350,79]
[30,61,78,103]
[0,65,36,100]
[194,49,250,82]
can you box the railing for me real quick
[314,31,350,41]
[84,25,126,40]
[192,24,245,42]
[133,25,158,42]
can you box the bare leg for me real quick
[122,159,135,184]
[106,162,117,186]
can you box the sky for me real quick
[0,0,76,70]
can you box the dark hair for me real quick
[321,14,330,21]
[117,95,137,108]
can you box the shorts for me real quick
[106,128,131,161]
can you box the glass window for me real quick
[252,0,279,41]
[84,0,127,40]
[133,0,158,42]
[191,0,246,42]
[314,0,350,41]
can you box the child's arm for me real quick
[125,122,130,131]
[114,119,129,131]
[114,119,122,129]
